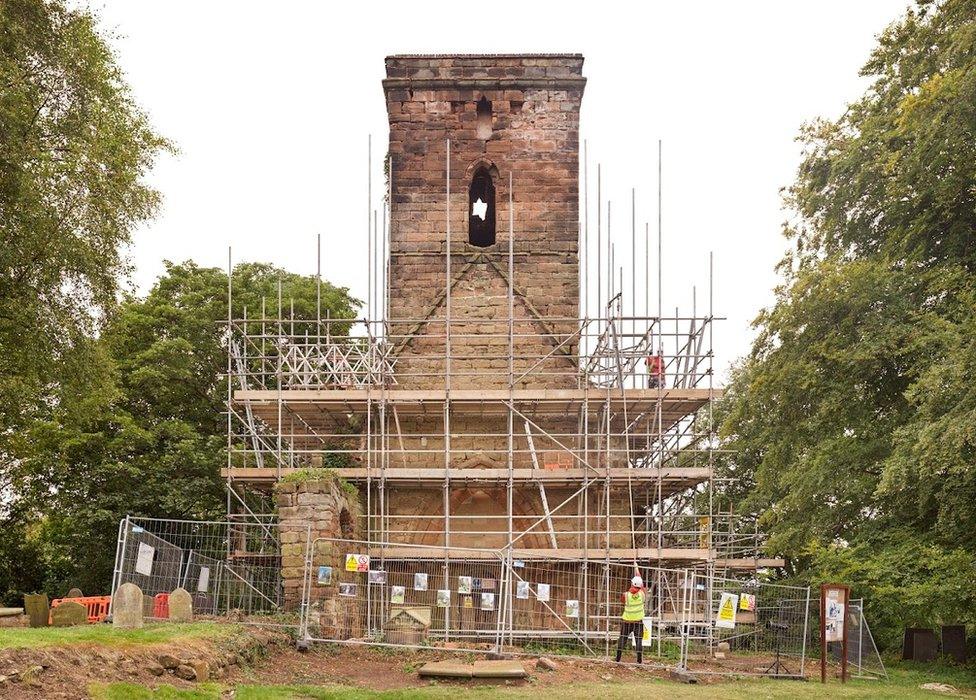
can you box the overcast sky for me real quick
[93,0,909,378]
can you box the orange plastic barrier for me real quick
[49,595,111,624]
[153,593,169,619]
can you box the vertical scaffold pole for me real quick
[443,138,451,641]
[226,247,233,520]
[276,279,283,481]
[505,170,514,652]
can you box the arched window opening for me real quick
[339,507,354,538]
[468,168,496,247]
[476,96,492,140]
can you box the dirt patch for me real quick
[0,625,290,699]
[232,644,682,692]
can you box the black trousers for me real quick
[615,620,643,662]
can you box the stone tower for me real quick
[384,55,585,390]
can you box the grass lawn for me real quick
[89,662,976,699]
[0,622,239,650]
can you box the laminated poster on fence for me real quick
[516,581,530,599]
[368,570,387,585]
[339,583,357,598]
[565,600,579,618]
[436,590,450,608]
[458,576,472,594]
[317,566,332,586]
[715,592,739,629]
[390,586,405,605]
[198,566,211,592]
[414,573,428,591]
[135,543,154,576]
[536,583,550,602]
[481,593,495,611]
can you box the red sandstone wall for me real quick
[384,55,584,390]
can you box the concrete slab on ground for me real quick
[472,660,529,678]
[418,660,528,679]
[417,661,473,678]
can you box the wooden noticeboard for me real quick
[820,583,850,683]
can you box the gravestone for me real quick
[51,601,87,626]
[168,588,193,622]
[903,627,937,661]
[23,594,49,628]
[113,582,144,629]
[191,592,212,614]
[66,587,83,598]
[942,625,967,663]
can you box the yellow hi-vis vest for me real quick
[622,590,645,621]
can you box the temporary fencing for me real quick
[680,570,810,678]
[112,517,815,675]
[298,536,811,674]
[111,516,303,627]
[806,596,888,679]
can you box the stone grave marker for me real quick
[168,587,193,622]
[51,601,88,626]
[24,594,49,628]
[66,587,83,598]
[113,582,144,629]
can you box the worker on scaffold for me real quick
[615,564,647,664]
[646,348,665,389]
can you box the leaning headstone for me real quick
[66,587,83,599]
[168,588,193,622]
[51,601,88,627]
[24,594,49,628]
[113,582,144,629]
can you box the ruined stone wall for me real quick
[277,477,361,611]
[384,55,584,390]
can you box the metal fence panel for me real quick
[112,516,303,627]
[680,570,810,678]
[300,538,507,651]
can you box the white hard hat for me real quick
[631,575,643,587]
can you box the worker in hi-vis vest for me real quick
[615,565,647,663]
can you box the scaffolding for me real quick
[221,138,781,653]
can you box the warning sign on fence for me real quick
[739,593,756,611]
[345,554,370,572]
[715,592,739,629]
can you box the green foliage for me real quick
[0,621,238,650]
[0,0,169,604]
[0,0,172,446]
[718,0,976,648]
[2,261,358,602]
[279,467,355,494]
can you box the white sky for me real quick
[93,0,909,379]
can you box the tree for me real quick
[0,0,171,456]
[4,261,358,599]
[719,0,976,647]
[0,0,171,602]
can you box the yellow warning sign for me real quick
[345,554,370,572]
[715,592,739,629]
